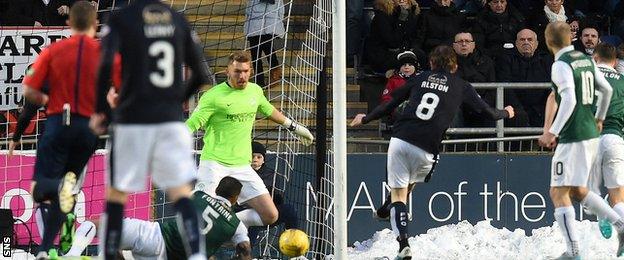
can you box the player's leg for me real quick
[234,166,278,226]
[65,220,97,256]
[119,218,166,260]
[101,124,151,260]
[247,35,265,86]
[152,122,204,260]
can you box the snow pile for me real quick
[348,220,621,259]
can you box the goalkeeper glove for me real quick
[282,118,314,146]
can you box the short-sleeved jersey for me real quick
[160,191,247,258]
[597,66,624,137]
[186,81,275,166]
[23,35,100,118]
[362,70,508,154]
[96,0,211,124]
[553,51,600,143]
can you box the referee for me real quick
[22,2,108,258]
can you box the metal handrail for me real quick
[346,135,541,145]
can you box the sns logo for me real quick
[2,236,11,257]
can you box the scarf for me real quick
[544,5,567,22]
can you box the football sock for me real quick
[174,197,204,256]
[236,209,264,227]
[554,206,579,256]
[613,203,624,219]
[101,202,123,260]
[277,203,298,229]
[390,202,409,250]
[65,221,96,256]
[581,192,624,232]
[35,203,50,238]
[377,195,392,219]
[32,179,61,202]
[38,202,65,253]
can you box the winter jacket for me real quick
[456,49,496,104]
[415,3,466,54]
[244,0,285,37]
[4,0,73,26]
[365,6,424,73]
[471,6,526,60]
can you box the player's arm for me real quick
[543,91,558,132]
[351,81,412,127]
[261,89,314,146]
[185,91,215,133]
[91,18,121,135]
[593,63,613,124]
[23,48,51,106]
[540,61,575,148]
[183,22,214,99]
[231,222,252,260]
[462,83,514,120]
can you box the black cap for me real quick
[252,141,266,157]
[397,50,418,66]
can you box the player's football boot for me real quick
[59,172,77,214]
[598,218,613,239]
[60,213,76,254]
[35,251,49,260]
[394,246,412,260]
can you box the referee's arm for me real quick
[91,21,120,135]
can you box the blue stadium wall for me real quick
[279,154,601,244]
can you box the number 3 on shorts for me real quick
[415,93,440,120]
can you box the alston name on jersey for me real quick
[421,80,449,92]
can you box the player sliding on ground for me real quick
[65,177,252,260]
[186,50,314,229]
[351,45,514,260]
[539,21,624,259]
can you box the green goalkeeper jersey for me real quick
[597,66,624,137]
[553,50,600,143]
[186,81,275,166]
[159,190,247,258]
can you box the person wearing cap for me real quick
[471,0,526,61]
[379,51,420,138]
[248,141,299,247]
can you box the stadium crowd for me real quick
[351,0,624,127]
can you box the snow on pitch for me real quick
[348,220,621,259]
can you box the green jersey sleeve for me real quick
[186,90,215,132]
[256,86,274,117]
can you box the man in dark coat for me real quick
[4,0,74,26]
[415,0,466,55]
[497,29,553,127]
[471,0,526,61]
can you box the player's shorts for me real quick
[108,122,196,193]
[588,134,624,190]
[551,138,599,187]
[196,160,269,204]
[120,218,167,260]
[34,115,97,181]
[387,137,435,188]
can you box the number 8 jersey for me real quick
[362,69,510,154]
[96,0,212,124]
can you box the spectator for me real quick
[364,0,424,74]
[497,29,553,126]
[574,26,600,55]
[471,0,525,61]
[452,32,497,126]
[415,0,466,56]
[247,142,299,247]
[244,0,285,88]
[347,0,375,67]
[529,0,579,52]
[379,51,420,138]
[4,0,74,26]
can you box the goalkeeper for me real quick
[66,177,252,259]
[186,50,314,228]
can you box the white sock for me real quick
[236,209,264,227]
[554,206,579,256]
[613,203,624,219]
[581,192,624,232]
[65,221,97,256]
